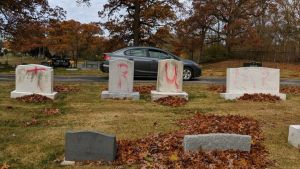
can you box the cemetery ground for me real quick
[1,55,300,79]
[1,82,300,169]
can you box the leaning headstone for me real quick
[101,58,139,100]
[288,125,300,149]
[183,133,251,152]
[10,64,57,99]
[151,59,188,101]
[65,131,117,162]
[220,67,286,100]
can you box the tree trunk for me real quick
[133,3,141,46]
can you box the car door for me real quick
[148,49,173,76]
[123,48,151,76]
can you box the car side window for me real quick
[124,49,146,57]
[149,50,171,59]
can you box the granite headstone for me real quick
[65,131,117,161]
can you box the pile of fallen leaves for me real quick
[43,108,60,116]
[281,86,300,94]
[238,93,281,102]
[133,85,156,95]
[16,94,52,103]
[155,96,188,107]
[116,114,271,168]
[207,85,226,93]
[54,85,80,93]
[0,163,10,169]
[24,118,39,127]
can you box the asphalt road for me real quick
[1,74,300,85]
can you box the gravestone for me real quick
[101,58,139,100]
[183,133,251,152]
[10,64,57,99]
[220,67,286,100]
[151,59,188,101]
[288,125,300,149]
[65,131,117,161]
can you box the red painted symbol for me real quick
[164,62,179,90]
[26,66,46,75]
[118,63,128,89]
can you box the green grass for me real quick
[1,82,300,168]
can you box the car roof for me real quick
[113,46,170,54]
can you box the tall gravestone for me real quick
[101,58,139,100]
[220,67,286,100]
[151,59,188,101]
[65,131,117,162]
[10,64,57,99]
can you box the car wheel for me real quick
[183,67,193,80]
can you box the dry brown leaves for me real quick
[207,85,226,93]
[54,85,80,93]
[116,114,271,169]
[281,86,300,94]
[155,96,188,107]
[43,108,60,116]
[16,94,52,103]
[133,85,156,95]
[238,93,281,102]
[24,118,39,127]
[0,163,10,169]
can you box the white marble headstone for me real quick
[11,64,57,99]
[108,59,134,93]
[220,67,286,100]
[151,59,188,101]
[101,58,139,100]
[156,59,183,93]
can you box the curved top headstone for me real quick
[157,59,183,93]
[65,131,117,161]
[108,59,134,93]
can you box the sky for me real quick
[48,0,107,23]
[48,0,189,24]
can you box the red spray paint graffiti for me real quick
[118,63,129,89]
[26,66,47,91]
[164,62,179,90]
[26,66,46,75]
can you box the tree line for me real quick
[1,0,299,63]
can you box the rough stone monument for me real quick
[101,58,139,100]
[288,125,300,149]
[64,131,117,162]
[10,64,57,99]
[220,67,286,100]
[151,59,188,101]
[183,133,251,152]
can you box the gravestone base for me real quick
[60,159,75,166]
[288,125,300,149]
[10,91,58,100]
[151,90,188,101]
[101,91,140,100]
[183,133,251,152]
[220,92,286,100]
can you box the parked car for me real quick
[50,57,71,68]
[100,47,201,80]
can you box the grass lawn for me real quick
[0,82,300,169]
